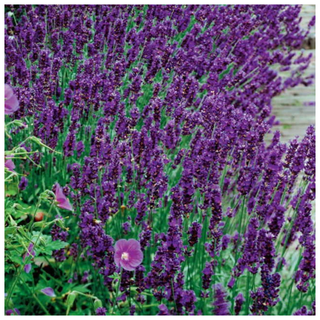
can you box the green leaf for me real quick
[36,277,55,292]
[94,299,103,310]
[10,255,24,265]
[13,203,30,211]
[5,226,17,235]
[66,292,78,315]
[43,240,68,255]
[72,284,91,294]
[32,221,46,229]
[5,181,19,196]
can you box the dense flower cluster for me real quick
[212,283,230,315]
[4,4,315,316]
[293,301,315,316]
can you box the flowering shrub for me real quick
[4,4,315,316]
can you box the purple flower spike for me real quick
[158,304,170,315]
[55,183,73,211]
[19,176,28,191]
[235,293,245,315]
[96,307,107,315]
[5,159,15,171]
[41,287,56,297]
[114,239,143,271]
[5,84,19,115]
[212,283,230,315]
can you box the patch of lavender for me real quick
[5,4,315,315]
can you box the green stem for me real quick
[112,268,123,313]
[5,201,54,308]
[5,266,23,310]
[27,198,41,231]
[245,271,251,314]
[20,277,50,315]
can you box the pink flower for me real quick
[5,84,19,115]
[114,239,143,271]
[41,287,56,297]
[55,183,73,211]
[23,243,35,274]
[5,159,15,171]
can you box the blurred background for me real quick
[270,4,315,143]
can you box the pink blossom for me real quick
[114,239,143,271]
[55,183,73,211]
[23,243,35,274]
[5,159,15,171]
[41,287,56,297]
[5,84,19,115]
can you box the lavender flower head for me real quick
[96,307,107,315]
[212,283,230,315]
[19,176,28,191]
[235,293,245,315]
[158,304,170,315]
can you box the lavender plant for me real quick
[4,4,315,316]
